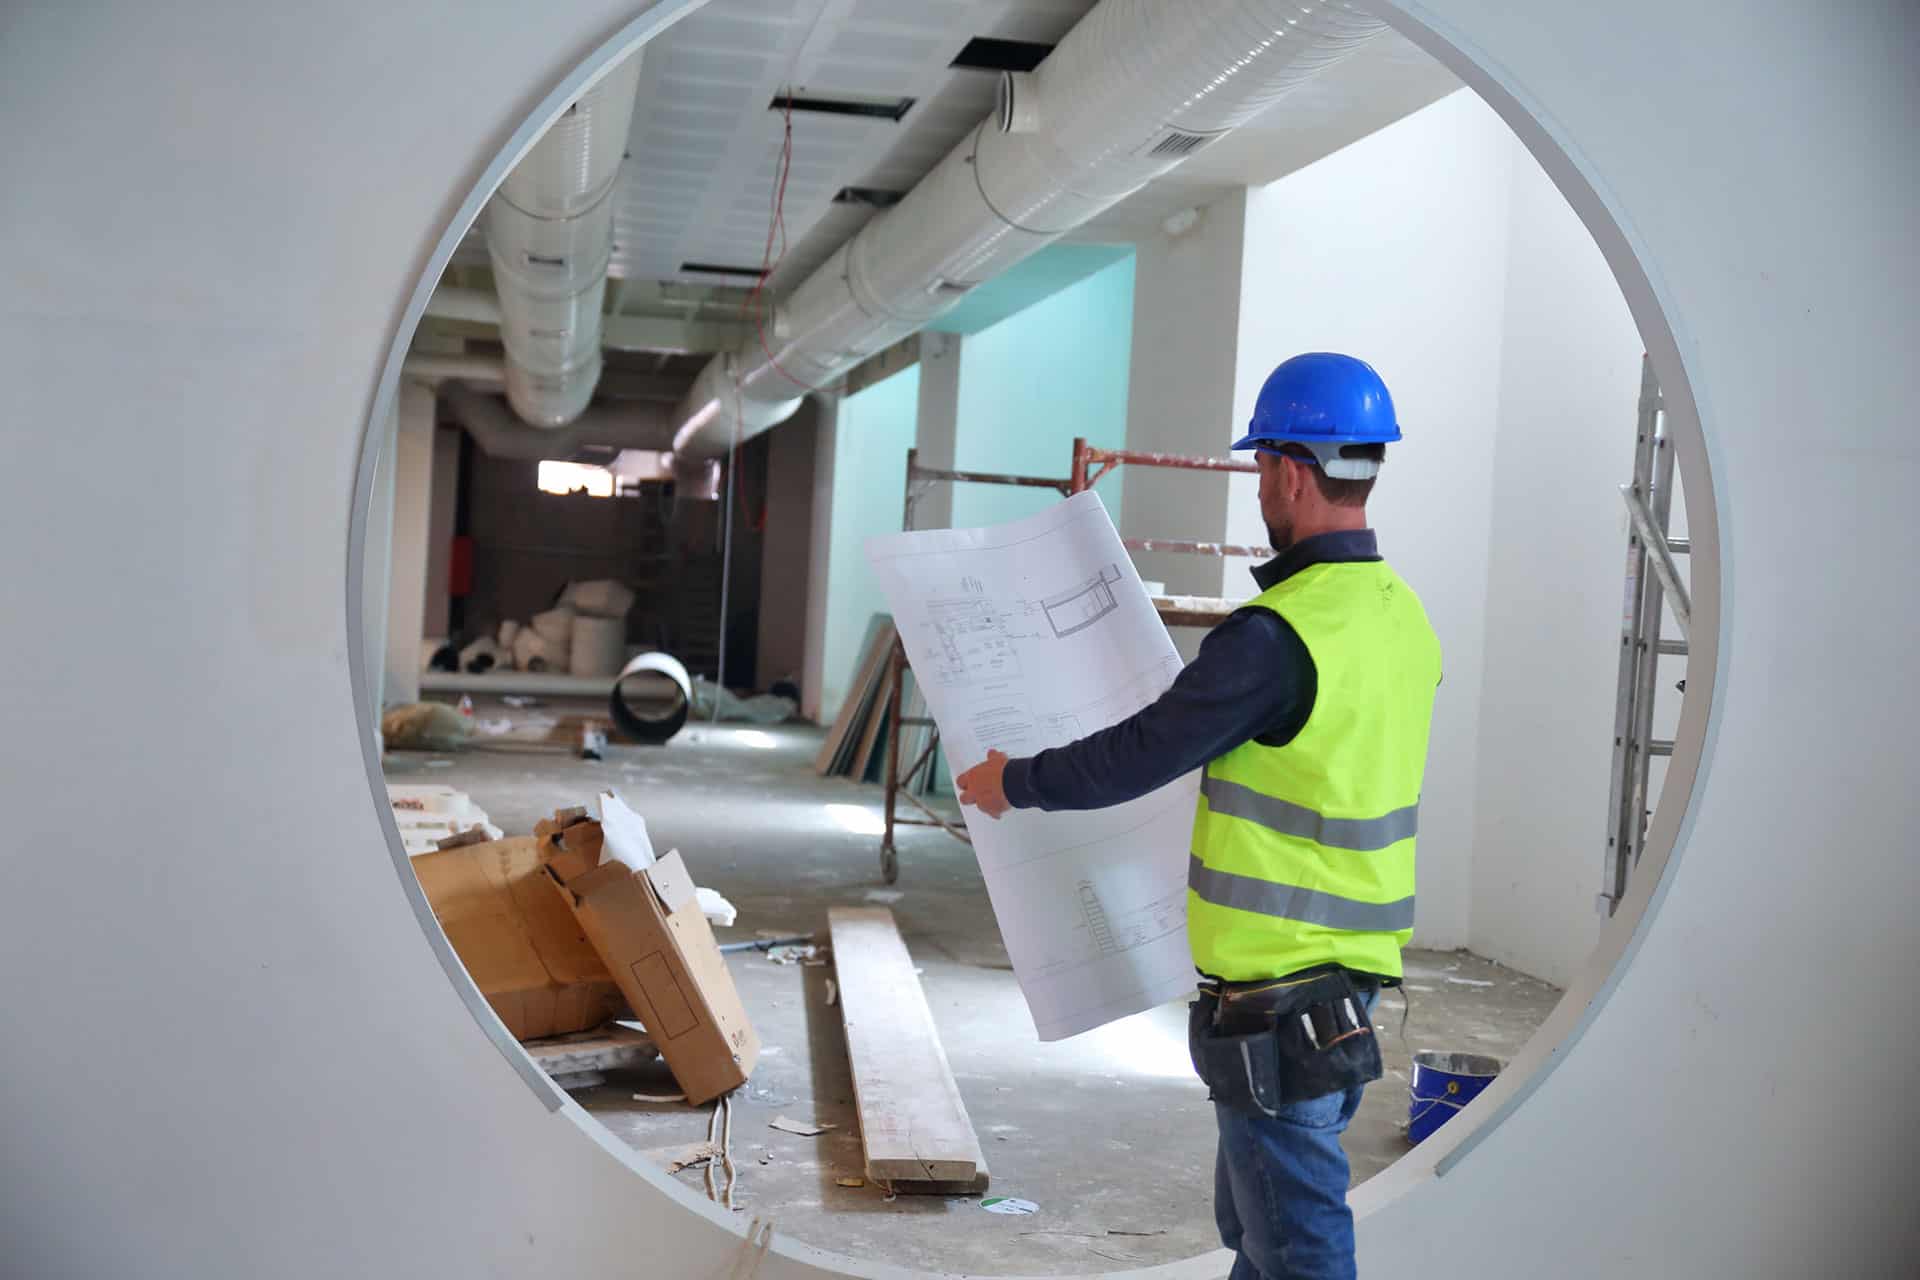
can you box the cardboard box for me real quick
[539,819,757,1105]
[412,835,627,1041]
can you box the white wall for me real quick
[1467,140,1649,987]
[7,3,1920,1278]
[949,255,1136,531]
[1120,194,1246,604]
[817,368,920,722]
[1223,90,1518,951]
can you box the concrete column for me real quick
[421,425,461,643]
[909,331,962,530]
[799,394,840,723]
[362,395,399,718]
[756,400,820,691]
[1119,193,1248,601]
[382,378,436,706]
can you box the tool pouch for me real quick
[1189,969,1383,1116]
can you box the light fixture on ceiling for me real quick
[1163,206,1201,238]
[833,186,906,209]
[949,36,1055,73]
[769,91,914,122]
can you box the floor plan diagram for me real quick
[925,597,1022,688]
[1041,564,1125,638]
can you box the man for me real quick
[956,352,1441,1280]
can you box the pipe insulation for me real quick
[441,382,673,461]
[668,0,1385,493]
[485,53,642,428]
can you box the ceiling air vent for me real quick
[680,262,764,280]
[1142,128,1219,159]
[770,92,915,122]
[834,186,906,209]
[949,37,1054,73]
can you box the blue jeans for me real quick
[1211,991,1376,1280]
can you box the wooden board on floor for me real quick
[520,1023,658,1078]
[828,907,988,1193]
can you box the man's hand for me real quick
[955,749,1012,819]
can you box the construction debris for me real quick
[387,786,503,855]
[520,1023,659,1086]
[768,1116,835,1137]
[981,1197,1038,1215]
[382,702,471,753]
[410,834,623,1040]
[537,803,758,1105]
[648,1140,723,1174]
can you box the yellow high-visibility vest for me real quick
[1188,560,1441,981]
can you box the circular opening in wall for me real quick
[351,4,1716,1276]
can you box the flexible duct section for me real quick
[442,383,673,461]
[485,55,642,428]
[668,0,1383,494]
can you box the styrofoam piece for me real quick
[694,887,736,929]
[558,578,636,618]
[568,614,625,678]
[529,606,575,646]
[593,790,656,871]
[511,625,568,674]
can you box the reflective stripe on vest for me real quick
[1188,855,1416,932]
[1188,558,1441,983]
[1199,774,1420,853]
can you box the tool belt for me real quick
[1188,966,1384,1116]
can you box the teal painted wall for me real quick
[949,254,1135,532]
[820,365,919,722]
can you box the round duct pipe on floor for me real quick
[610,650,693,745]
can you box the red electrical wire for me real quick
[726,91,821,534]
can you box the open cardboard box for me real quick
[537,812,757,1105]
[411,835,626,1041]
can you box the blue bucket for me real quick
[1407,1050,1502,1144]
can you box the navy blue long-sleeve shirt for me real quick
[1001,529,1383,812]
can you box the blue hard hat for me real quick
[1232,352,1400,479]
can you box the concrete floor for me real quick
[386,699,1561,1274]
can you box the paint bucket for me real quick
[1407,1050,1502,1144]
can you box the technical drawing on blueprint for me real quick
[865,492,1199,1040]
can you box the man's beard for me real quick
[1264,516,1294,553]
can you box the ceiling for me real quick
[446,0,1463,334]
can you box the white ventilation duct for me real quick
[442,383,672,461]
[485,54,642,428]
[668,0,1384,495]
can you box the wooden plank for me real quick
[828,907,988,1189]
[821,621,894,777]
[850,658,896,783]
[1152,595,1240,629]
[520,1023,659,1078]
[814,616,892,774]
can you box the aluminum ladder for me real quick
[1601,356,1691,916]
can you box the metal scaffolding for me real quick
[875,437,1260,882]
